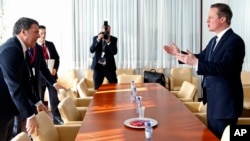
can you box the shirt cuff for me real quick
[195,60,199,71]
[35,101,43,107]
[53,82,58,87]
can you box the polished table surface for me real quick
[75,83,219,141]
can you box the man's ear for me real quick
[220,16,226,24]
[21,29,28,36]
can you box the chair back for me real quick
[178,81,196,100]
[116,68,135,75]
[117,74,143,83]
[11,132,31,141]
[58,96,82,122]
[170,68,192,90]
[31,111,59,141]
[77,78,92,98]
[57,69,78,89]
[241,71,250,85]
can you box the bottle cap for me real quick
[145,121,151,126]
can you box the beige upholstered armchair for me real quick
[169,67,198,100]
[171,81,197,102]
[183,101,207,126]
[76,77,96,98]
[58,96,87,124]
[31,111,80,141]
[169,67,198,91]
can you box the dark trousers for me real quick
[93,64,117,90]
[0,116,14,141]
[41,83,62,121]
[207,117,238,139]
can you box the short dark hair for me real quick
[12,17,39,35]
[211,3,233,25]
[39,25,46,29]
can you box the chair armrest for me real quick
[183,102,201,112]
[74,97,92,107]
[194,113,207,126]
[170,91,178,97]
[179,98,193,102]
[169,76,174,91]
[165,77,169,90]
[56,124,80,141]
[77,108,87,119]
[243,86,250,109]
[237,117,250,125]
[62,121,83,125]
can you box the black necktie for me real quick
[208,36,217,61]
[203,36,217,88]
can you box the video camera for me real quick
[101,21,109,40]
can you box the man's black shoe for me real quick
[53,119,64,125]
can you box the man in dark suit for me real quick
[0,17,47,141]
[90,21,118,90]
[36,25,60,104]
[28,43,63,125]
[164,3,245,139]
[36,25,63,125]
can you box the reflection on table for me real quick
[75,83,219,141]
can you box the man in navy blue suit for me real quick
[36,25,63,125]
[90,21,118,90]
[0,17,47,141]
[164,3,245,139]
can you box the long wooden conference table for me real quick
[75,83,219,141]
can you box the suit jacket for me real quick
[196,29,245,119]
[0,36,40,119]
[31,44,57,96]
[90,35,117,71]
[41,40,60,79]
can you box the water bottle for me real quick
[135,96,142,113]
[130,81,136,102]
[145,121,153,140]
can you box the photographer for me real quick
[90,21,118,90]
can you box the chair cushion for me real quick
[178,81,196,100]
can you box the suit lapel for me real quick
[210,29,233,59]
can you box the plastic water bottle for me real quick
[135,96,142,113]
[130,81,136,102]
[145,121,153,140]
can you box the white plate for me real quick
[124,117,158,129]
